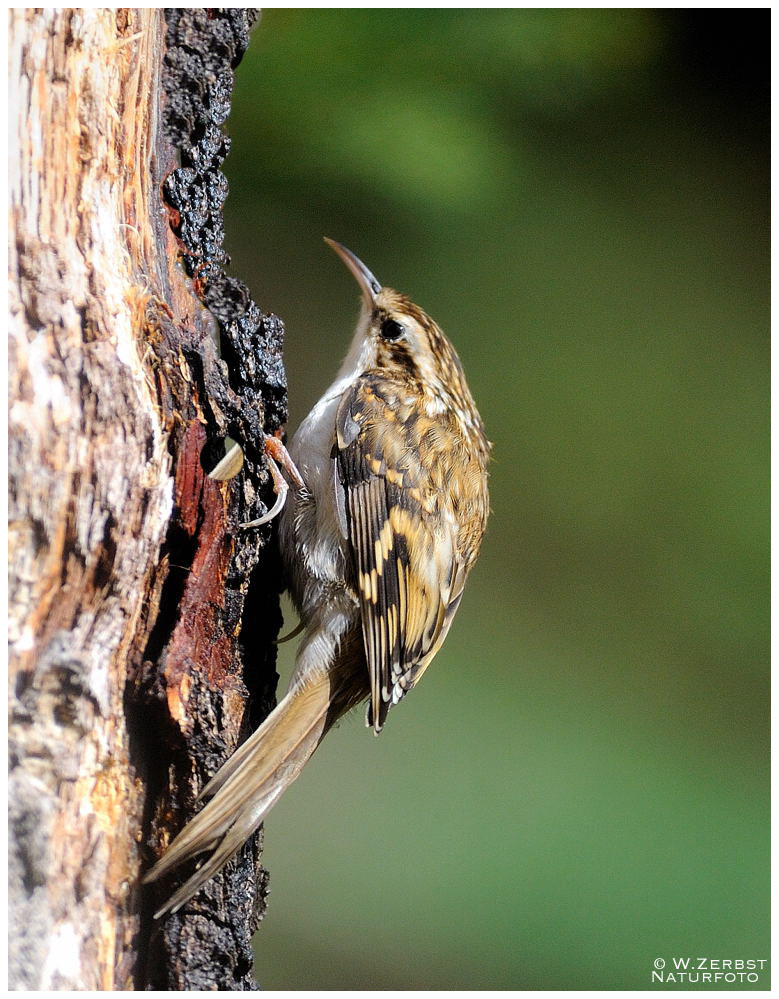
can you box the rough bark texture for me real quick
[9,8,280,990]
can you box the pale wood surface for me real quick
[9,9,275,989]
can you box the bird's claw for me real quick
[240,434,303,529]
[264,434,305,488]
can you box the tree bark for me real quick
[9,8,279,989]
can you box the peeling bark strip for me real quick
[9,8,285,990]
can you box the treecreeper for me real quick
[144,239,491,916]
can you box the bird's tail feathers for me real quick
[143,673,332,918]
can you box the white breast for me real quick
[280,338,367,619]
[278,320,377,671]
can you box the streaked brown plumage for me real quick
[144,239,490,917]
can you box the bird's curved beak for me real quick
[324,238,381,309]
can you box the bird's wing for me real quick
[334,375,465,732]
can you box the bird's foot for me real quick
[240,433,304,528]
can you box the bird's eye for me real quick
[381,318,406,341]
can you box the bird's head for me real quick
[324,238,471,412]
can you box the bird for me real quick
[144,238,491,917]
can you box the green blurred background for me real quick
[222,10,769,990]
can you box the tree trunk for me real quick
[9,8,279,989]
